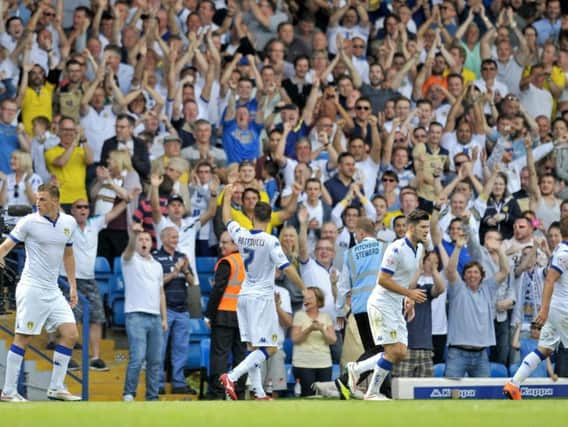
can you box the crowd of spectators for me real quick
[1,0,568,398]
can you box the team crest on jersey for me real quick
[64,228,71,237]
[389,330,397,339]
[272,334,278,343]
[27,321,34,330]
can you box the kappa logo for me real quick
[259,337,267,344]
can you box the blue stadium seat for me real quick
[108,273,125,327]
[490,362,508,378]
[186,342,201,370]
[111,298,125,327]
[332,364,340,380]
[520,338,536,359]
[283,338,293,364]
[199,338,211,398]
[196,257,217,296]
[201,296,209,315]
[108,273,125,306]
[285,363,295,385]
[113,256,122,273]
[94,256,112,303]
[509,361,548,378]
[433,363,445,377]
[189,318,211,342]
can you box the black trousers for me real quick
[293,366,332,396]
[97,229,128,268]
[207,324,247,399]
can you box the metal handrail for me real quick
[57,276,90,401]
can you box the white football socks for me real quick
[228,349,268,382]
[49,345,73,391]
[2,345,25,395]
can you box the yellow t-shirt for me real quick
[22,83,56,135]
[443,67,476,85]
[230,209,282,234]
[45,145,87,204]
[384,210,403,228]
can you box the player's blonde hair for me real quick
[11,150,33,175]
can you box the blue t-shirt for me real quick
[0,122,19,174]
[222,120,263,164]
[275,121,309,159]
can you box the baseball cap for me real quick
[167,194,184,205]
[164,134,181,144]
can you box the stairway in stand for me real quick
[0,313,197,401]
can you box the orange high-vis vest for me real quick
[215,252,245,312]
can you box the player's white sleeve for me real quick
[66,220,77,246]
[380,242,399,275]
[270,239,290,270]
[335,256,351,315]
[550,251,568,275]
[226,220,246,242]
[9,215,30,243]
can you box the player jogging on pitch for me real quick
[343,209,429,400]
[504,216,568,400]
[0,184,81,402]
[219,184,306,400]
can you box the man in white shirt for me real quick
[150,174,218,288]
[121,223,167,402]
[62,198,128,371]
[520,64,554,120]
[0,184,81,402]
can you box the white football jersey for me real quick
[550,241,568,309]
[227,220,290,297]
[10,212,77,291]
[369,237,424,310]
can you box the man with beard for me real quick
[359,63,400,114]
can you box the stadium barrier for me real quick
[392,377,568,399]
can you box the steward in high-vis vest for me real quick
[334,218,392,399]
[205,231,247,399]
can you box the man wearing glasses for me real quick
[62,198,128,371]
[44,116,94,212]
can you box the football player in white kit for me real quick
[504,216,568,400]
[219,184,306,400]
[0,184,81,402]
[344,209,430,400]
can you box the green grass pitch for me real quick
[2,400,568,427]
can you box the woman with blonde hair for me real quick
[91,149,142,264]
[277,225,303,312]
[291,286,337,396]
[0,150,42,224]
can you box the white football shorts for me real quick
[237,294,279,347]
[538,304,568,350]
[367,302,408,346]
[15,284,76,335]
